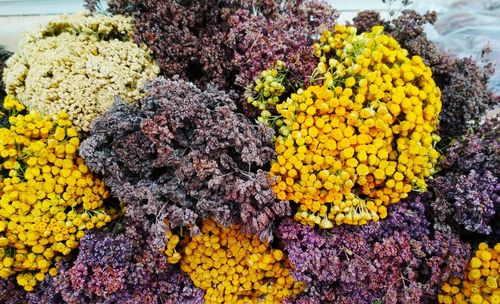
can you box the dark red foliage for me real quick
[86,0,337,118]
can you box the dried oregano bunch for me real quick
[280,195,471,304]
[87,0,336,100]
[2,13,159,132]
[430,116,499,235]
[80,77,290,244]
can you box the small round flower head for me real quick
[0,96,115,291]
[268,25,442,227]
[439,243,500,304]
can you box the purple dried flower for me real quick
[280,195,471,304]
[80,77,289,244]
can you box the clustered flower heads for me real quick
[1,3,497,303]
[40,230,204,304]
[80,77,289,243]
[0,97,113,291]
[247,60,289,111]
[228,1,337,114]
[96,0,336,93]
[268,25,442,227]
[170,219,303,304]
[352,10,498,140]
[439,243,500,304]
[430,116,499,235]
[279,195,471,304]
[2,13,159,132]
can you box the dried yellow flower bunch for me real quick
[166,219,304,304]
[3,13,159,131]
[269,25,442,227]
[0,96,113,291]
[439,243,500,304]
[247,60,288,111]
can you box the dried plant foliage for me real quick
[280,195,471,304]
[1,229,204,304]
[86,0,337,117]
[2,13,159,131]
[430,116,499,236]
[80,77,290,244]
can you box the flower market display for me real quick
[0,0,498,303]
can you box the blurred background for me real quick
[0,0,499,92]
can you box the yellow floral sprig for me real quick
[438,243,500,304]
[247,60,288,111]
[269,25,442,227]
[0,96,114,291]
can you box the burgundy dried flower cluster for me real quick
[86,0,337,112]
[279,195,471,304]
[227,2,337,116]
[80,77,289,244]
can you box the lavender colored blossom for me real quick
[430,116,499,235]
[4,228,204,304]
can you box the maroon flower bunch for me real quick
[86,0,337,115]
[80,77,289,244]
[1,228,204,304]
[279,195,471,304]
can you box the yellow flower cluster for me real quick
[247,60,287,111]
[164,228,182,264]
[439,243,500,304]
[269,25,442,227]
[174,219,303,304]
[3,13,159,131]
[0,96,112,291]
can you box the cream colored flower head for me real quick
[2,13,159,131]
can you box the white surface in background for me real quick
[0,0,83,16]
[0,15,56,51]
[410,0,500,93]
